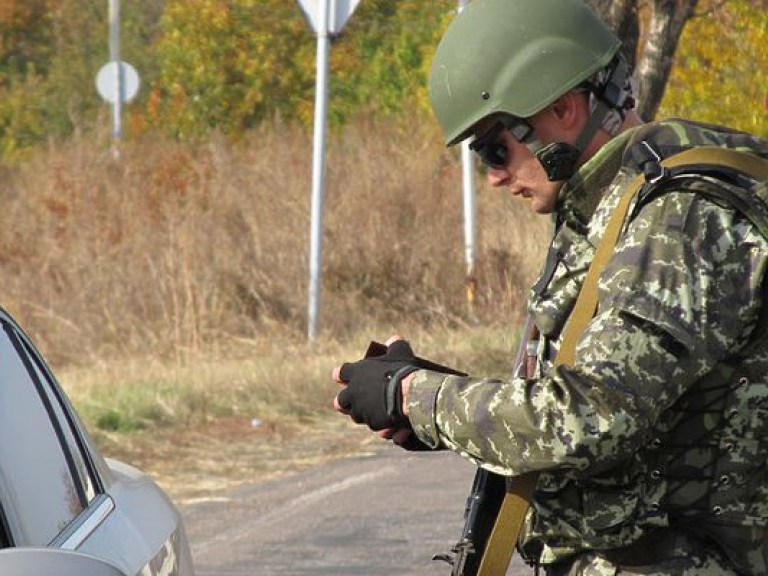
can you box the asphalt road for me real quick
[183,443,533,575]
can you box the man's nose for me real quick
[486,165,509,187]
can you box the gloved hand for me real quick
[336,340,418,430]
[336,340,466,432]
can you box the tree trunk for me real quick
[587,0,640,70]
[635,0,699,120]
[588,0,699,121]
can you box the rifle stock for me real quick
[432,468,506,575]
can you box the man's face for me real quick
[471,115,565,214]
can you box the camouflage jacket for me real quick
[407,119,768,573]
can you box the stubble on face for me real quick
[491,131,562,214]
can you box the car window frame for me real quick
[13,323,105,498]
[0,310,108,547]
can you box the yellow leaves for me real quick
[0,71,46,162]
[660,0,768,136]
[4,0,763,154]
[153,0,313,136]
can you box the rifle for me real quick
[432,467,507,575]
[433,314,538,575]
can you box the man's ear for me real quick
[549,91,584,128]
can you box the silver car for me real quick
[0,307,194,575]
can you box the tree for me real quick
[0,0,764,157]
[0,0,53,76]
[0,0,53,159]
[588,0,700,121]
[151,0,315,137]
[331,1,452,121]
[0,0,165,159]
[658,0,768,135]
[150,0,452,135]
[635,0,700,120]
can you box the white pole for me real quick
[109,0,122,158]
[461,140,476,298]
[458,0,477,309]
[308,0,331,341]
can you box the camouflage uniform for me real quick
[407,119,768,575]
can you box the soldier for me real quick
[332,0,768,573]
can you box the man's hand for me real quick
[333,335,466,448]
[333,336,417,431]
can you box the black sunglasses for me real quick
[469,117,535,169]
[469,122,508,169]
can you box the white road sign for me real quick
[297,0,362,34]
[96,61,140,104]
[298,0,362,339]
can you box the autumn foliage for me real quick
[0,0,765,160]
[0,0,454,158]
[658,0,768,134]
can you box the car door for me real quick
[0,308,194,576]
[0,311,104,549]
[0,548,128,575]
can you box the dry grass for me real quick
[63,325,528,502]
[0,115,550,441]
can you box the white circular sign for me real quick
[96,61,140,104]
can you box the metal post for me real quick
[458,0,477,311]
[461,140,477,309]
[108,0,122,158]
[308,0,331,340]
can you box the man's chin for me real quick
[531,202,555,215]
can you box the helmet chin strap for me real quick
[512,54,633,181]
[530,99,612,181]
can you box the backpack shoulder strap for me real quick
[557,146,768,367]
[630,146,768,238]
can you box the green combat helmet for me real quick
[429,0,633,181]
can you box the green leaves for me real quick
[152,0,314,136]
[151,0,452,135]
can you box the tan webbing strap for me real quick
[477,147,768,576]
[558,146,768,366]
[476,471,538,575]
[554,168,643,367]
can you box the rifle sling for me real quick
[476,147,768,576]
[475,471,538,575]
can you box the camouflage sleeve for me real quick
[407,191,768,477]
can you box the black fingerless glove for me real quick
[337,340,417,430]
[337,340,466,431]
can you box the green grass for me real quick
[60,324,523,435]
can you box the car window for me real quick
[0,321,89,545]
[20,337,99,503]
